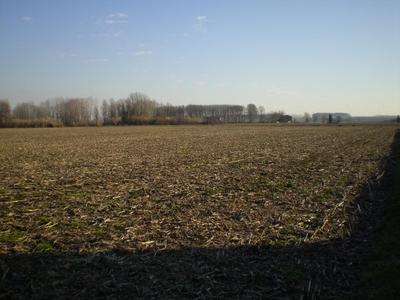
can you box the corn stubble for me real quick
[0,124,397,299]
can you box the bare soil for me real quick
[0,124,398,299]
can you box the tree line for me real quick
[302,112,355,124]
[0,93,290,128]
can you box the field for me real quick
[0,124,398,299]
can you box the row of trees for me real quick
[303,112,352,124]
[0,93,291,128]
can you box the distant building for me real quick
[280,115,293,123]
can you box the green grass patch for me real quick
[94,228,105,235]
[38,216,51,224]
[71,221,82,227]
[108,199,123,208]
[322,188,334,199]
[37,243,53,250]
[67,192,87,197]
[207,189,218,195]
[114,221,123,229]
[0,232,25,242]
[285,226,295,235]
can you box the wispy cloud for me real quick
[108,13,128,18]
[139,44,149,47]
[93,30,122,38]
[197,81,206,86]
[22,16,32,21]
[176,79,184,84]
[56,53,76,58]
[132,51,153,56]
[193,24,206,33]
[182,33,190,37]
[193,15,209,32]
[85,58,108,63]
[214,83,227,87]
[105,19,128,24]
[97,13,129,25]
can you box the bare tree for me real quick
[79,98,93,125]
[258,106,265,122]
[13,102,38,120]
[109,99,118,119]
[247,104,257,122]
[39,100,52,119]
[93,106,102,126]
[0,99,12,127]
[304,112,311,123]
[102,100,109,124]
[312,113,319,124]
[269,111,285,123]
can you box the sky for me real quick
[0,0,399,116]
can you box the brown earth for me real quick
[0,124,398,299]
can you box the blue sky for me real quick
[0,0,399,116]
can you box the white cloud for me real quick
[182,33,190,37]
[105,19,128,24]
[93,31,121,38]
[108,13,128,18]
[214,83,227,87]
[197,81,206,86]
[85,58,108,63]
[97,13,129,25]
[193,16,210,32]
[132,51,153,56]
[176,79,184,84]
[22,16,32,21]
[139,44,149,47]
[77,35,83,39]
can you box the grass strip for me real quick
[354,129,400,299]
